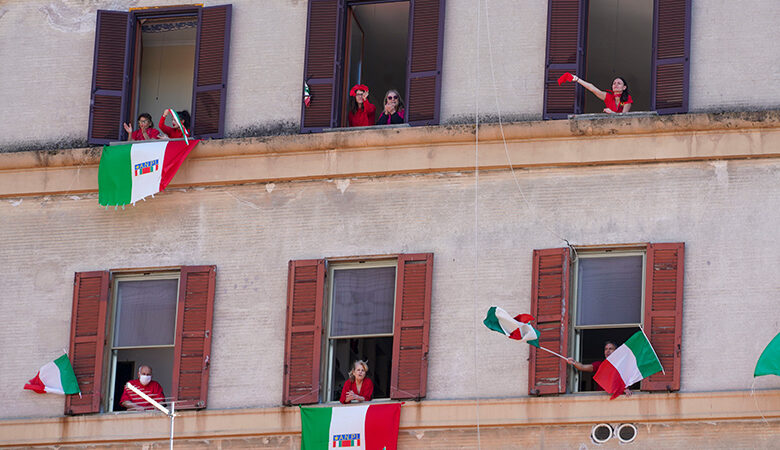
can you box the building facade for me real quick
[1,0,779,448]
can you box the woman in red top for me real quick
[123,113,160,141]
[347,84,376,127]
[567,75,633,113]
[340,360,374,404]
[158,109,191,139]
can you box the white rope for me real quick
[472,1,482,448]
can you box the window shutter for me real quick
[405,0,445,126]
[172,266,216,409]
[87,10,132,144]
[283,259,326,405]
[300,0,344,132]
[390,253,433,400]
[191,4,232,139]
[651,0,691,114]
[641,243,684,391]
[65,271,110,415]
[528,248,570,395]
[543,0,586,119]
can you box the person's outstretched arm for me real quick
[572,76,607,101]
[567,357,594,372]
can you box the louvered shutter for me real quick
[301,0,344,132]
[283,260,326,405]
[641,243,684,391]
[65,271,110,415]
[405,0,445,126]
[172,266,216,409]
[87,11,132,144]
[651,0,691,114]
[528,248,570,395]
[191,5,232,139]
[390,253,433,399]
[543,0,586,119]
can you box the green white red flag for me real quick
[24,354,81,395]
[593,331,663,399]
[168,108,190,144]
[300,403,401,450]
[483,306,540,347]
[98,140,200,207]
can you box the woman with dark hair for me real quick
[339,360,374,404]
[158,109,191,139]
[123,113,160,141]
[347,84,376,127]
[560,74,633,113]
[377,89,405,125]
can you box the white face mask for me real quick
[139,375,152,386]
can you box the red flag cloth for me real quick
[557,72,574,85]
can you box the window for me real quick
[283,254,433,405]
[528,244,684,396]
[65,266,216,415]
[87,5,232,144]
[300,0,445,132]
[543,0,691,118]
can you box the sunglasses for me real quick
[386,95,398,100]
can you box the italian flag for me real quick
[593,331,664,399]
[98,140,200,207]
[24,354,81,395]
[483,306,540,347]
[301,403,401,450]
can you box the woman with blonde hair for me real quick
[377,89,405,125]
[339,360,374,404]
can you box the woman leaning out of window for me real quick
[559,73,633,113]
[348,84,376,127]
[340,360,374,404]
[123,113,160,141]
[377,89,405,125]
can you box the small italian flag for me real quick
[24,354,81,395]
[301,403,401,450]
[593,331,664,399]
[98,140,200,207]
[483,306,540,347]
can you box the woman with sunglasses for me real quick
[377,89,405,125]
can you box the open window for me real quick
[543,0,690,118]
[300,0,445,132]
[528,244,684,396]
[65,267,216,415]
[283,254,432,405]
[87,5,231,144]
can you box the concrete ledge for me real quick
[0,390,777,447]
[1,110,780,198]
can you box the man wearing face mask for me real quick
[120,365,165,411]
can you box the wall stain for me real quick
[39,0,139,33]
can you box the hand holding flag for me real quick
[168,109,190,145]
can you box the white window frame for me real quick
[322,260,397,403]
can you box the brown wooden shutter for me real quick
[543,0,586,119]
[651,0,691,114]
[65,271,110,415]
[300,0,344,132]
[172,266,216,409]
[390,253,433,400]
[405,0,445,126]
[528,248,570,395]
[191,4,232,139]
[87,10,132,144]
[641,243,684,391]
[283,259,326,405]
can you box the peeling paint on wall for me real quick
[265,183,276,193]
[39,0,139,33]
[335,179,350,194]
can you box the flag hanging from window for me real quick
[300,403,401,450]
[483,306,540,347]
[593,331,663,399]
[24,354,81,395]
[98,140,200,207]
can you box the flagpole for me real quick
[537,345,568,361]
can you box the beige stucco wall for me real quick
[3,0,780,151]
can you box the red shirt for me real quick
[339,377,374,404]
[120,379,165,410]
[604,92,633,112]
[348,102,376,127]
[159,116,189,139]
[130,128,160,141]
